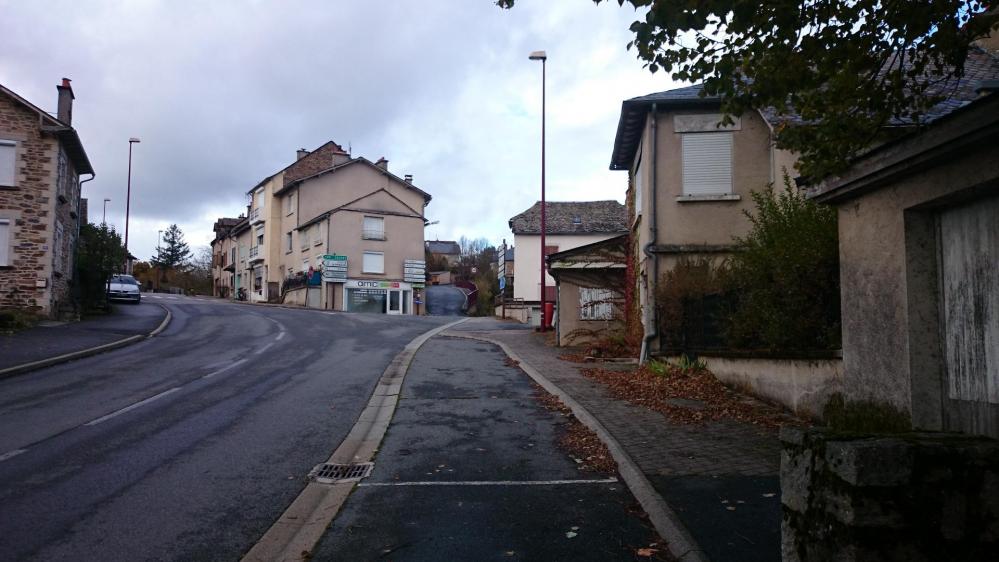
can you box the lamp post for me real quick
[102,198,110,224]
[124,137,140,271]
[156,229,163,291]
[529,50,547,330]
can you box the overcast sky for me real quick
[1,0,679,261]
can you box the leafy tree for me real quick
[497,0,999,178]
[76,223,127,310]
[153,224,191,270]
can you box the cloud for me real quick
[0,0,680,258]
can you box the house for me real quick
[0,78,94,318]
[507,200,627,325]
[210,216,245,298]
[547,234,628,347]
[212,142,431,314]
[425,240,461,269]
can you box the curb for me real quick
[450,331,709,562]
[0,303,173,380]
[242,317,469,562]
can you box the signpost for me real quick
[322,254,348,282]
[403,259,425,285]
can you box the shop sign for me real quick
[346,280,410,289]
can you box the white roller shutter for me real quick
[0,141,15,187]
[682,132,732,196]
[0,219,10,266]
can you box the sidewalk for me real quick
[0,303,169,377]
[450,318,784,562]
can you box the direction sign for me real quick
[404,267,425,275]
[404,259,426,266]
[323,254,347,261]
[499,277,506,291]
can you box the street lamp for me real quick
[156,229,163,291]
[102,198,110,224]
[529,50,548,330]
[124,137,140,271]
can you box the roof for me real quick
[248,140,347,194]
[505,247,514,261]
[0,82,94,176]
[426,240,461,255]
[610,47,999,170]
[508,200,628,235]
[279,156,432,203]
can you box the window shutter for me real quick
[0,219,9,265]
[363,252,384,274]
[682,132,732,195]
[0,142,15,187]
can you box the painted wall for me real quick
[512,233,619,303]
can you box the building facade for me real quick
[0,78,94,317]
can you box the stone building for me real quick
[0,78,94,317]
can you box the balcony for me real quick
[248,245,264,263]
[361,228,386,241]
[249,207,264,224]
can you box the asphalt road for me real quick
[0,296,450,561]
[425,284,467,316]
[314,336,665,561]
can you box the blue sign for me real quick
[498,277,506,291]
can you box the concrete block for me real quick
[825,439,913,486]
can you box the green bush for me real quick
[77,223,127,312]
[725,178,841,351]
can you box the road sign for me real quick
[404,259,426,266]
[323,254,347,261]
[499,277,506,291]
[411,284,425,289]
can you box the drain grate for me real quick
[308,462,374,484]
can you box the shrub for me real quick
[656,256,730,352]
[725,178,841,351]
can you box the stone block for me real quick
[825,438,913,486]
[781,448,812,512]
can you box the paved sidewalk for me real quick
[450,318,782,562]
[0,302,168,375]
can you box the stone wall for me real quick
[781,428,999,561]
[0,91,57,315]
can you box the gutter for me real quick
[640,103,659,364]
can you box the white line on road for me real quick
[202,358,247,379]
[275,331,286,341]
[84,387,182,426]
[358,478,619,487]
[255,342,274,355]
[0,449,28,462]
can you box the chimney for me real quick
[56,78,74,125]
[375,157,388,170]
[404,174,413,183]
[296,148,309,160]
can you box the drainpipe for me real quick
[640,103,659,364]
[72,173,96,315]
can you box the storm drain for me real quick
[308,462,374,484]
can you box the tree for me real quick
[154,224,191,270]
[76,223,127,310]
[497,0,999,178]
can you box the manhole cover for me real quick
[308,462,374,484]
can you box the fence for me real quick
[660,292,733,355]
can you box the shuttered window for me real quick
[362,216,385,240]
[681,132,732,195]
[362,251,384,274]
[0,219,9,265]
[0,141,15,187]
[580,287,614,320]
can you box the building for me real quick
[211,216,245,298]
[425,240,461,268]
[212,142,430,314]
[547,235,628,346]
[507,200,627,325]
[0,78,94,317]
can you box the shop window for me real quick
[362,251,384,274]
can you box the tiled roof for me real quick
[426,240,461,255]
[508,200,628,235]
[611,47,999,170]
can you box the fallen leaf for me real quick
[565,531,578,539]
[636,547,658,557]
[762,493,776,498]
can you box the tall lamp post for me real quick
[124,137,140,272]
[529,50,548,330]
[156,229,163,291]
[102,198,111,224]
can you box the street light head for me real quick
[528,50,547,61]
[129,137,141,143]
[103,198,111,202]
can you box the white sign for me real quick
[404,259,426,266]
[404,267,425,275]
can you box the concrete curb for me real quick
[242,317,469,562]
[450,331,709,562]
[0,303,172,380]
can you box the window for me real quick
[231,247,236,264]
[253,266,263,291]
[255,190,265,210]
[300,227,310,250]
[362,216,385,240]
[313,223,322,246]
[362,251,384,274]
[284,192,296,216]
[0,140,15,187]
[54,222,64,272]
[0,218,9,265]
[302,259,309,273]
[255,225,264,245]
[634,151,644,215]
[681,132,733,196]
[580,287,614,320]
[285,232,293,252]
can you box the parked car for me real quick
[108,274,141,304]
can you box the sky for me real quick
[0,0,680,261]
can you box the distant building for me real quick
[425,240,461,268]
[508,200,627,325]
[211,216,245,298]
[0,78,94,317]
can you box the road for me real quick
[425,284,467,316]
[0,296,450,561]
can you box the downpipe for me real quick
[640,103,659,364]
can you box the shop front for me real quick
[343,279,414,315]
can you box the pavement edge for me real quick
[241,317,469,562]
[0,303,173,380]
[451,331,710,562]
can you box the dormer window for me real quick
[572,216,582,225]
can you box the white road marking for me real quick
[275,331,286,341]
[358,478,619,487]
[202,358,247,379]
[0,449,28,462]
[255,342,274,355]
[84,387,182,426]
